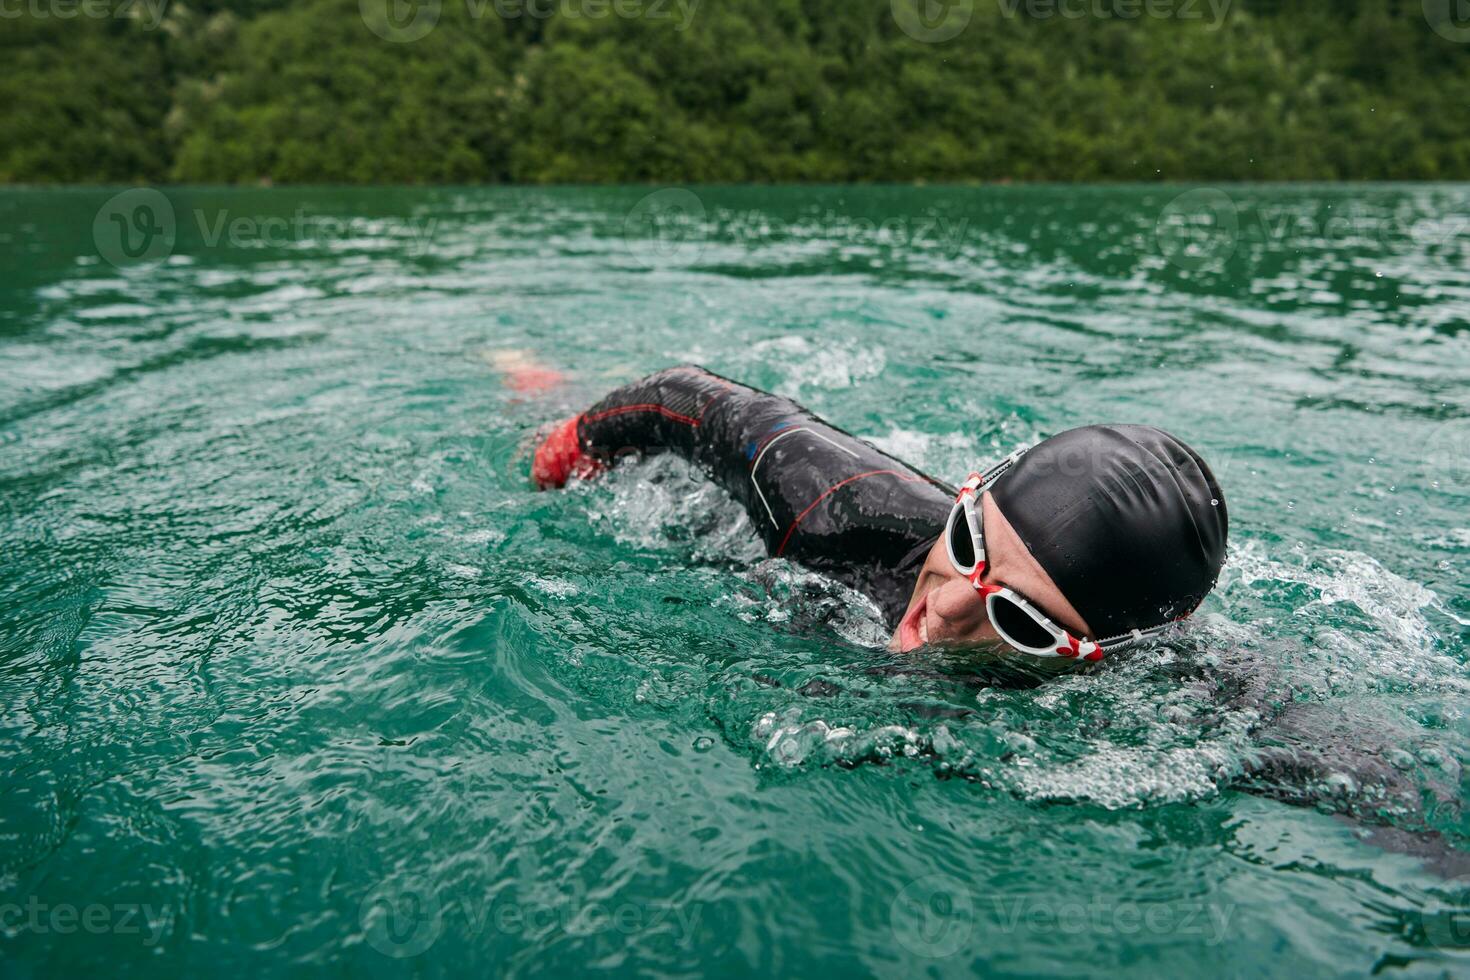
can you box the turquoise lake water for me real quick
[1,185,1468,976]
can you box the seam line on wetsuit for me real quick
[582,403,700,426]
[750,427,860,528]
[775,469,925,557]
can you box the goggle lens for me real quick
[947,503,975,570]
[989,593,1057,651]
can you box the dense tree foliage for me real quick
[3,0,1469,183]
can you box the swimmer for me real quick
[525,365,1470,873]
[531,365,1227,671]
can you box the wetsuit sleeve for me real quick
[533,365,955,625]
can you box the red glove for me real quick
[504,365,564,393]
[531,416,601,489]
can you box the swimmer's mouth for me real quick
[896,594,930,653]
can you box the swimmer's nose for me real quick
[927,577,988,635]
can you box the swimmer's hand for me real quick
[483,348,565,393]
[531,416,601,489]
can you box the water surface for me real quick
[1,185,1468,976]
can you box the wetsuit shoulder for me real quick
[571,365,952,626]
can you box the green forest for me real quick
[4,0,1470,184]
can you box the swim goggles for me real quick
[945,451,1168,661]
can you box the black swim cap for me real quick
[987,425,1227,638]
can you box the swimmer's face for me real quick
[888,490,1092,657]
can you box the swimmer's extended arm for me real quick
[532,365,954,624]
[532,366,735,486]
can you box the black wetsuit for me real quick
[575,365,951,626]
[566,368,1469,867]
